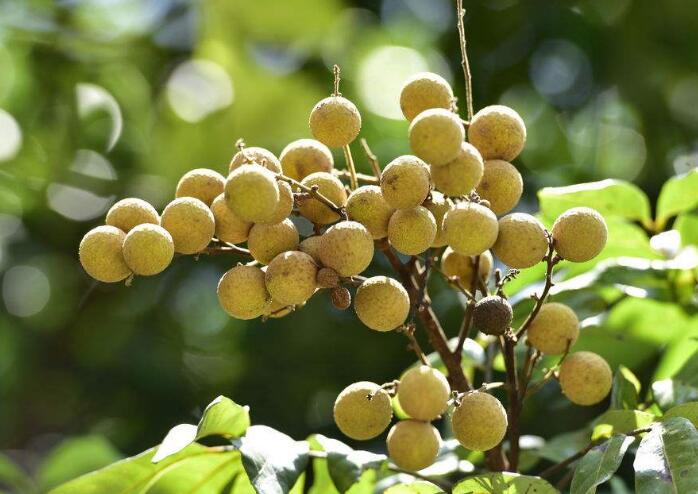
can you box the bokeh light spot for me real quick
[3,265,50,317]
[530,40,592,107]
[166,60,234,123]
[76,83,123,152]
[0,109,22,161]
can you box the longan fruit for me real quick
[210,194,252,244]
[298,172,347,225]
[265,251,317,306]
[552,207,608,262]
[388,206,437,256]
[105,198,159,233]
[399,72,454,121]
[258,180,294,225]
[229,146,282,174]
[333,381,392,440]
[527,303,579,355]
[472,296,513,336]
[279,139,334,181]
[443,202,498,256]
[309,96,362,148]
[380,155,431,210]
[397,365,451,421]
[430,142,484,197]
[330,286,352,310]
[263,299,296,319]
[247,218,299,264]
[224,164,280,223]
[492,213,548,269]
[424,192,452,248]
[79,225,131,283]
[319,221,374,277]
[387,420,441,471]
[122,224,174,276]
[441,248,493,283]
[409,108,464,166]
[452,392,507,451]
[476,160,523,216]
[175,168,225,206]
[346,185,395,239]
[468,105,526,161]
[316,267,340,289]
[559,351,612,406]
[161,197,215,254]
[299,235,323,263]
[354,276,410,331]
[217,265,270,320]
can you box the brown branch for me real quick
[455,255,481,355]
[455,0,474,122]
[201,244,252,257]
[502,331,521,470]
[276,173,348,220]
[360,138,382,179]
[399,323,429,366]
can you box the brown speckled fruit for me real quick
[309,96,361,148]
[552,207,608,262]
[468,105,526,161]
[452,392,507,451]
[476,160,523,216]
[265,251,317,306]
[409,108,464,166]
[122,224,174,276]
[175,168,226,206]
[430,142,484,197]
[210,194,252,244]
[380,155,431,210]
[229,146,282,174]
[279,139,334,181]
[527,303,579,355]
[441,248,493,283]
[316,267,340,289]
[397,366,451,421]
[161,197,215,254]
[247,218,299,264]
[105,198,159,233]
[400,72,454,121]
[333,381,392,440]
[388,206,437,256]
[217,265,270,320]
[319,221,374,277]
[79,225,131,283]
[387,420,441,471]
[354,276,410,331]
[443,202,498,256]
[493,213,548,269]
[298,172,347,225]
[224,164,280,224]
[559,351,612,406]
[424,192,452,248]
[346,185,395,239]
[472,296,513,336]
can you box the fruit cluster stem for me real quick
[276,173,348,220]
[456,0,474,122]
[343,144,359,190]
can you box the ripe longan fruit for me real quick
[472,296,513,336]
[476,160,523,216]
[430,142,484,197]
[399,72,454,121]
[333,382,392,440]
[527,303,579,355]
[79,225,131,283]
[298,172,347,225]
[161,197,215,255]
[354,276,410,331]
[105,198,159,233]
[309,96,362,148]
[260,180,294,225]
[175,168,225,206]
[263,299,296,319]
[468,105,526,161]
[424,192,452,248]
[443,202,498,256]
[122,224,174,276]
[380,155,431,210]
[493,213,548,269]
[559,352,612,406]
[409,108,465,166]
[229,146,282,174]
[265,251,317,306]
[217,265,270,320]
[452,392,507,451]
[397,365,451,421]
[319,221,374,277]
[299,235,323,263]
[210,194,252,244]
[441,248,493,283]
[387,420,441,471]
[225,164,280,224]
[388,206,437,256]
[346,185,395,239]
[247,219,299,264]
[280,139,334,181]
[552,207,608,262]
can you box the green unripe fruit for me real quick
[468,105,526,161]
[354,276,410,331]
[229,146,282,174]
[493,213,548,269]
[247,218,299,264]
[552,207,608,262]
[441,248,493,283]
[380,155,431,210]
[476,160,523,216]
[430,142,484,197]
[210,193,252,244]
[309,96,362,148]
[161,197,215,254]
[333,381,393,440]
[424,192,452,248]
[387,420,441,471]
[217,265,270,320]
[175,168,225,206]
[299,235,323,263]
[319,221,374,277]
[452,392,508,451]
[388,206,437,255]
[399,72,454,121]
[527,303,579,355]
[472,296,513,336]
[559,351,612,406]
[225,164,280,223]
[398,365,451,421]
[265,251,317,306]
[280,139,334,181]
[79,225,131,283]
[122,224,174,276]
[409,108,464,166]
[346,185,395,239]
[444,202,498,256]
[105,198,159,233]
[298,172,347,225]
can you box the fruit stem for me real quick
[456,0,474,122]
[332,64,342,96]
[276,173,348,220]
[502,331,521,470]
[332,169,379,185]
[342,144,359,190]
[454,255,481,355]
[360,138,382,179]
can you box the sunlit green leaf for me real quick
[453,472,557,494]
[610,366,641,410]
[675,213,698,246]
[384,481,444,493]
[0,453,33,493]
[571,434,636,494]
[656,168,698,228]
[591,410,655,441]
[663,402,698,428]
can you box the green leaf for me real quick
[610,366,641,410]
[570,434,635,494]
[384,481,444,493]
[675,213,698,246]
[314,435,386,493]
[453,472,558,493]
[656,168,698,228]
[307,436,340,494]
[591,410,655,441]
[652,379,698,410]
[152,424,198,464]
[633,418,698,493]
[146,451,245,494]
[538,429,591,463]
[0,453,33,493]
[664,402,698,428]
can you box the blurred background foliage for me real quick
[1,0,698,489]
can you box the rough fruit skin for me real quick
[105,198,159,233]
[298,172,347,225]
[354,276,410,331]
[333,382,392,440]
[431,142,484,197]
[330,286,351,310]
[79,225,131,283]
[552,207,608,262]
[265,251,317,306]
[388,206,437,256]
[468,105,526,161]
[400,72,454,121]
[380,155,431,210]
[387,420,441,471]
[263,299,296,319]
[161,197,215,254]
[476,160,523,216]
[229,146,282,174]
[424,192,452,248]
[527,303,579,355]
[493,213,548,269]
[319,221,374,277]
[217,265,270,320]
[409,108,465,166]
[472,296,513,336]
[397,366,451,421]
[299,235,323,263]
[280,139,334,181]
[224,164,280,223]
[247,218,299,264]
[559,351,613,406]
[259,180,294,225]
[316,267,340,289]
[452,392,508,451]
[444,202,498,256]
[210,193,252,244]
[346,185,395,239]
[122,224,174,276]
[175,168,225,206]
[441,248,493,283]
[309,96,362,148]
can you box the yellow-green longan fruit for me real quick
[452,392,508,451]
[388,206,437,256]
[443,202,498,256]
[247,218,300,265]
[79,225,131,283]
[380,155,431,210]
[409,108,465,166]
[298,172,347,225]
[258,180,294,225]
[161,197,215,255]
[333,381,393,440]
[493,213,548,269]
[424,192,452,248]
[299,235,323,263]
[175,168,226,206]
[279,139,334,181]
[309,96,362,148]
[472,296,513,336]
[468,105,526,161]
[397,365,451,421]
[552,207,608,262]
[399,72,454,121]
[229,146,282,174]
[441,248,493,283]
[210,194,252,244]
[476,160,523,216]
[559,351,612,406]
[346,185,395,239]
[217,265,270,320]
[105,198,160,233]
[265,251,317,306]
[387,420,441,471]
[527,303,579,355]
[263,299,297,319]
[224,164,280,224]
[122,224,174,276]
[430,142,484,197]
[354,276,410,331]
[319,221,374,277]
